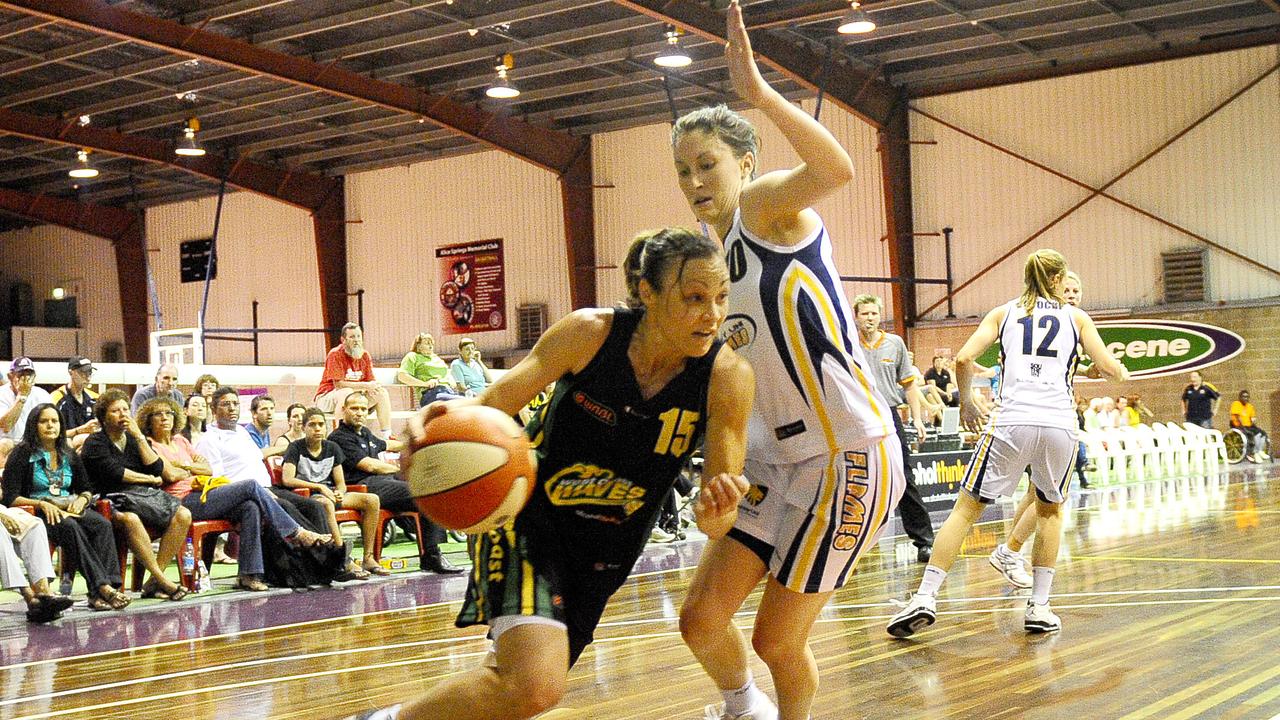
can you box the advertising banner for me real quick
[911,449,972,513]
[977,319,1244,379]
[436,239,506,335]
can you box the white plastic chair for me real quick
[1151,422,1189,477]
[1079,430,1112,485]
[1105,425,1146,481]
[1142,423,1177,478]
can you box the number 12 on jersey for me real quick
[655,408,699,456]
[1017,314,1060,358]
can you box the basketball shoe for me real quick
[703,696,779,720]
[988,544,1032,588]
[886,593,937,638]
[1024,601,1061,633]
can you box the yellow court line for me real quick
[0,596,465,672]
[13,594,1280,719]
[5,650,491,720]
[0,633,491,709]
[958,552,1280,564]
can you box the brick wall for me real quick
[907,302,1280,434]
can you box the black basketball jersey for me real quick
[520,307,722,567]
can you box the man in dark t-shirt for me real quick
[327,391,460,574]
[1181,370,1219,428]
[923,356,959,407]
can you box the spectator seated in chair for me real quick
[398,332,466,408]
[1230,390,1270,463]
[243,394,286,459]
[282,407,389,578]
[449,338,494,397]
[315,323,394,436]
[2,404,128,611]
[130,363,185,416]
[0,357,53,466]
[140,397,329,592]
[82,389,191,602]
[0,503,74,622]
[49,355,99,451]
[327,391,462,575]
[273,404,308,450]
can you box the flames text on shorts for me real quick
[834,451,870,551]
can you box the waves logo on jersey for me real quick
[545,463,646,517]
[572,391,617,426]
[744,484,768,507]
[833,451,870,551]
[720,314,756,351]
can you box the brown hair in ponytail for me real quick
[623,227,722,308]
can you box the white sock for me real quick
[995,543,1015,559]
[917,565,947,597]
[1031,567,1056,605]
[722,675,764,716]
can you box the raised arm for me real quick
[693,347,754,539]
[727,1,854,244]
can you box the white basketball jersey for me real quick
[993,297,1080,431]
[718,211,894,464]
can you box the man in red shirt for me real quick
[316,323,392,434]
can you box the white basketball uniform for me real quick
[719,210,904,593]
[961,297,1081,503]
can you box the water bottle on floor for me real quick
[59,570,74,596]
[182,537,196,586]
[196,559,211,593]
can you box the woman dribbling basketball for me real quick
[344,227,754,720]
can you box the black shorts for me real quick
[457,523,632,667]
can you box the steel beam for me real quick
[614,0,898,127]
[560,143,596,310]
[312,176,348,348]
[897,13,1280,89]
[0,0,587,176]
[0,185,149,359]
[877,102,916,333]
[0,106,338,211]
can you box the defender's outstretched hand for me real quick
[724,1,770,107]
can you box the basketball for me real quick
[403,404,537,533]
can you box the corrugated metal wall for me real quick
[0,225,123,359]
[911,45,1280,320]
[344,150,569,363]
[592,98,892,317]
[145,191,322,365]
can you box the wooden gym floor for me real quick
[2,464,1277,720]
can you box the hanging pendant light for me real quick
[68,149,99,179]
[837,2,876,34]
[175,118,207,157]
[654,26,692,68]
[486,53,520,99]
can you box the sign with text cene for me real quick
[436,239,506,335]
[977,320,1244,379]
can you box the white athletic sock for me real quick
[995,543,1015,559]
[1031,567,1056,605]
[917,565,947,597]
[722,675,764,716]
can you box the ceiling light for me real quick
[654,26,692,68]
[175,117,207,157]
[837,2,876,34]
[68,149,99,179]
[486,54,520,99]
